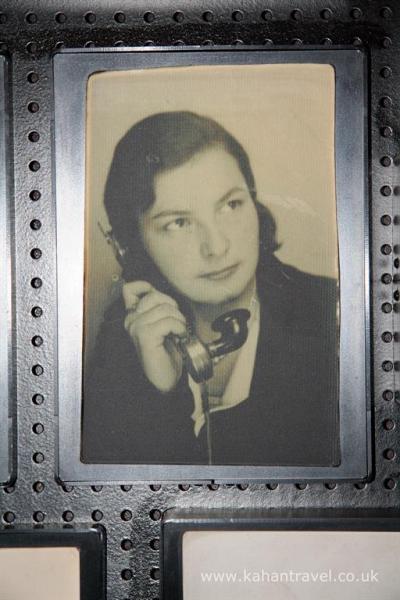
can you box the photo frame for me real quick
[162,509,400,600]
[54,46,369,483]
[0,54,11,485]
[0,527,106,600]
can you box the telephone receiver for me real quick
[174,309,251,383]
[98,222,251,383]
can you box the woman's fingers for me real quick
[122,280,155,311]
[141,316,187,347]
[121,282,186,393]
[124,302,186,338]
[135,289,178,314]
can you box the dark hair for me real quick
[104,111,279,285]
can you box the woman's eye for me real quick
[222,198,244,212]
[164,217,191,231]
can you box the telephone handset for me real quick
[174,309,251,383]
[99,223,251,383]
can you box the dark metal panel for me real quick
[0,1,398,598]
[0,55,10,485]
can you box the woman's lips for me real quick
[200,263,239,280]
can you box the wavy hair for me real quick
[104,111,279,300]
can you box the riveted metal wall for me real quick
[0,1,399,598]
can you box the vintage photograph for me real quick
[80,63,340,466]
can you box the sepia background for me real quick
[85,64,337,356]
[182,531,400,600]
[0,548,80,600]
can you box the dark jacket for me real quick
[81,258,340,467]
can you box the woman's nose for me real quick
[199,222,230,259]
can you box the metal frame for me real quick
[54,46,369,483]
[161,508,400,600]
[0,55,11,485]
[0,527,106,600]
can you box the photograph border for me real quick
[54,46,370,483]
[0,55,11,485]
[161,508,400,600]
[0,526,106,600]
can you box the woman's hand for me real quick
[123,281,187,393]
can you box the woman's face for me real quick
[140,145,260,306]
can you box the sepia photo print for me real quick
[81,63,340,467]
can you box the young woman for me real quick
[82,111,340,466]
